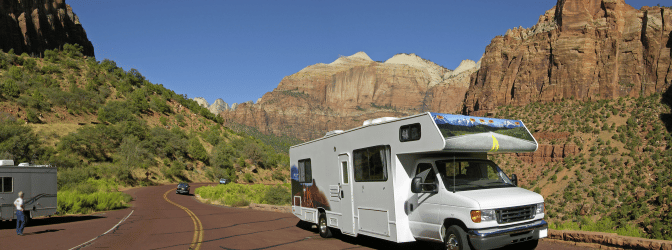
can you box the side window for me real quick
[341,161,349,184]
[1,177,12,193]
[298,159,312,183]
[400,123,421,142]
[415,163,436,192]
[354,145,390,182]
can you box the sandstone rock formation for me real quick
[221,52,478,141]
[209,98,229,114]
[192,97,231,115]
[463,0,672,114]
[0,0,94,57]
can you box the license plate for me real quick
[539,228,548,238]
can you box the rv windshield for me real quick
[436,159,514,192]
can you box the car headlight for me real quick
[470,209,496,223]
[536,203,544,215]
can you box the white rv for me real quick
[290,112,547,250]
[0,160,58,221]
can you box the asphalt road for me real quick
[0,183,594,249]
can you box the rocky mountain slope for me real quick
[221,52,479,140]
[0,0,94,57]
[463,0,671,114]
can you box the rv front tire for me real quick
[444,225,471,250]
[318,213,332,238]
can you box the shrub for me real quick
[264,185,290,205]
[26,109,40,123]
[2,79,20,97]
[97,101,136,123]
[63,43,84,58]
[44,49,58,63]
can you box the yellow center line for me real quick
[163,188,203,250]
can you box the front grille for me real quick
[497,205,535,224]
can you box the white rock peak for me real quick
[450,59,477,77]
[329,51,373,65]
[384,53,449,87]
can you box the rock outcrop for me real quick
[209,98,229,114]
[192,97,231,115]
[220,52,478,141]
[0,0,94,57]
[463,0,672,114]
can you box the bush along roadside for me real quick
[57,178,132,215]
[195,183,290,207]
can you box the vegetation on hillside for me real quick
[490,93,672,240]
[0,45,291,214]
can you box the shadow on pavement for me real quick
[0,215,104,230]
[295,220,440,250]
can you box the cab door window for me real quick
[415,163,437,192]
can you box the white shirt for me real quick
[14,197,23,211]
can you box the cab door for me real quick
[338,153,355,235]
[408,162,442,241]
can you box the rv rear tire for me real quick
[318,213,332,238]
[444,225,470,250]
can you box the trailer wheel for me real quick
[318,213,332,238]
[444,225,470,250]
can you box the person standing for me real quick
[14,191,25,236]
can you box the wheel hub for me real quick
[320,219,327,233]
[446,234,459,250]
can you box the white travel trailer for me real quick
[0,160,58,221]
[290,112,547,250]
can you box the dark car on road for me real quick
[219,178,230,184]
[176,183,190,194]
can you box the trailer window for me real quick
[400,123,421,142]
[1,177,12,193]
[298,159,312,183]
[353,145,389,182]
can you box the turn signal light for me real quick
[471,210,481,223]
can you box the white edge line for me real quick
[68,209,134,250]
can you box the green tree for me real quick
[0,113,42,162]
[188,137,208,163]
[115,135,153,170]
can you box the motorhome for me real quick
[290,112,546,250]
[0,160,58,221]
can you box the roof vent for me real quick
[363,117,398,126]
[0,160,14,166]
[325,130,344,137]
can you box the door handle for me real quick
[340,190,344,199]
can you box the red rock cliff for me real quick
[0,0,94,57]
[463,0,671,114]
[222,52,477,141]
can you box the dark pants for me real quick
[16,210,25,235]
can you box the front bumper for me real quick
[467,219,547,250]
[176,189,189,194]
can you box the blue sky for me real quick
[67,0,664,106]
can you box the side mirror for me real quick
[411,177,437,194]
[511,174,518,187]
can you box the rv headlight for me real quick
[536,203,545,215]
[481,209,496,222]
[470,209,496,223]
